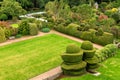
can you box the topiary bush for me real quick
[66,44,80,53]
[94,32,114,46]
[83,49,96,59]
[66,23,79,36]
[0,14,8,21]
[80,31,93,41]
[61,44,87,76]
[61,51,83,63]
[61,61,87,75]
[0,27,6,43]
[18,20,30,35]
[81,41,93,50]
[95,28,104,36]
[29,23,38,36]
[41,27,50,33]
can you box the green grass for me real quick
[11,24,19,28]
[0,34,81,80]
[61,49,120,80]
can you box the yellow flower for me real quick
[111,8,118,12]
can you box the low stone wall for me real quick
[30,66,62,80]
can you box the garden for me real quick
[0,0,120,80]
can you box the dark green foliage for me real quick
[18,20,30,35]
[95,28,104,36]
[61,61,87,71]
[0,27,6,43]
[83,49,96,59]
[61,51,83,63]
[41,27,50,33]
[29,23,38,35]
[81,41,93,50]
[66,44,80,53]
[0,14,8,21]
[15,34,22,38]
[112,12,120,23]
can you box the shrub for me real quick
[80,31,93,41]
[18,20,30,35]
[66,44,80,53]
[54,24,67,33]
[95,44,117,62]
[41,27,50,33]
[0,14,8,21]
[29,23,38,35]
[112,12,120,23]
[94,32,114,46]
[66,23,79,36]
[35,20,42,30]
[15,34,22,38]
[95,28,104,36]
[61,51,83,63]
[0,27,6,43]
[81,41,93,50]
[4,28,12,39]
[26,18,36,23]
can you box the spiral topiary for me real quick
[66,44,80,53]
[81,41,93,50]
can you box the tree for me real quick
[0,0,26,18]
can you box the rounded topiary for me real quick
[61,50,83,63]
[81,41,93,50]
[41,27,50,33]
[66,44,80,53]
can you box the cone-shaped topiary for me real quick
[81,41,93,50]
[66,44,80,53]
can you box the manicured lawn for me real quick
[61,49,120,80]
[0,34,80,80]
